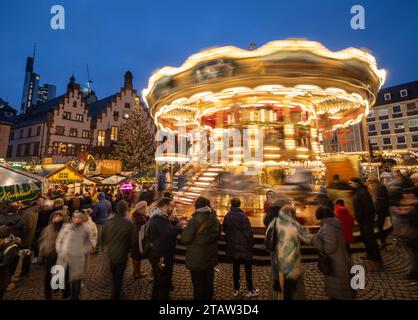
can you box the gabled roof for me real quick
[12,95,66,128]
[374,80,418,106]
[88,94,116,120]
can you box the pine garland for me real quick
[112,106,156,171]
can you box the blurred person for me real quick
[311,206,354,300]
[329,174,351,190]
[349,178,381,262]
[223,198,260,298]
[101,200,136,300]
[0,203,27,239]
[181,197,220,300]
[334,199,355,255]
[56,211,92,300]
[19,204,40,278]
[0,235,21,300]
[148,197,182,300]
[371,180,391,248]
[92,192,112,254]
[70,193,81,213]
[80,192,93,210]
[275,205,311,300]
[131,201,149,279]
[263,190,275,216]
[38,210,70,299]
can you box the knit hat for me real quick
[98,192,106,200]
[135,201,147,212]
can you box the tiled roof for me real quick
[374,80,418,106]
[88,95,115,120]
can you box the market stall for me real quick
[0,164,48,205]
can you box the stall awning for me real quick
[96,174,128,186]
[0,165,48,204]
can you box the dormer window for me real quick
[384,93,392,101]
[400,89,408,98]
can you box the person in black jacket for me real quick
[223,198,260,298]
[349,178,381,261]
[148,197,182,300]
[372,180,391,247]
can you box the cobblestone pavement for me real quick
[4,238,418,300]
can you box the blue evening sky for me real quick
[1,0,417,110]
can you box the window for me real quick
[407,103,417,111]
[33,142,40,156]
[6,146,13,158]
[28,128,32,137]
[58,172,69,179]
[397,136,406,144]
[69,128,78,137]
[82,130,90,138]
[19,129,23,138]
[384,93,391,101]
[36,126,41,136]
[367,110,375,118]
[394,121,404,129]
[67,144,76,156]
[75,114,83,122]
[113,111,119,120]
[392,106,401,113]
[63,111,71,120]
[55,126,65,135]
[409,119,418,127]
[80,145,88,152]
[368,124,376,131]
[97,130,105,146]
[413,135,418,143]
[10,131,14,140]
[125,103,131,109]
[378,109,388,117]
[111,126,119,141]
[383,137,391,145]
[24,143,31,156]
[381,123,389,130]
[73,101,77,108]
[400,89,408,98]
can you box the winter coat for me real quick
[334,204,355,244]
[148,208,181,259]
[131,210,148,261]
[181,207,221,271]
[352,185,375,225]
[21,208,39,249]
[0,242,19,290]
[56,223,92,281]
[101,215,136,265]
[374,184,390,217]
[264,198,285,227]
[38,221,66,261]
[275,210,311,280]
[311,218,354,300]
[0,212,27,238]
[84,217,98,249]
[92,199,112,225]
[223,207,253,261]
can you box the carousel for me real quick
[143,39,385,227]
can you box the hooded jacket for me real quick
[148,208,181,259]
[181,206,221,271]
[223,207,253,261]
[92,193,112,225]
[311,217,354,300]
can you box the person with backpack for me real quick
[223,198,260,298]
[101,200,136,300]
[148,197,182,300]
[181,197,221,300]
[0,234,21,300]
[311,206,354,300]
[131,201,149,279]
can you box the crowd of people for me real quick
[0,170,418,300]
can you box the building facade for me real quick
[20,56,40,114]
[37,84,56,104]
[367,81,418,151]
[7,71,155,163]
[0,98,17,159]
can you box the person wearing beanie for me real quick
[101,200,136,300]
[131,201,149,279]
[181,196,221,300]
[92,192,112,254]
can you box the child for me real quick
[334,199,355,254]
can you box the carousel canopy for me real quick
[0,165,48,205]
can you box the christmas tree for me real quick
[112,105,155,171]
